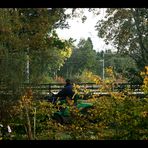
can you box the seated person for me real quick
[55,79,74,101]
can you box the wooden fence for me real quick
[0,82,145,98]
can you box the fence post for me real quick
[34,107,36,140]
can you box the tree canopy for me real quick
[96,8,148,70]
[59,37,97,79]
[0,8,73,88]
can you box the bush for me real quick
[3,67,148,140]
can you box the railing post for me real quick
[48,84,51,94]
[33,107,36,140]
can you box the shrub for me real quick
[4,66,148,140]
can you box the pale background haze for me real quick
[56,8,114,52]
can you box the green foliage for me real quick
[0,8,73,86]
[4,68,147,140]
[59,40,139,83]
[72,69,98,83]
[0,8,75,139]
[102,52,142,83]
[59,37,97,78]
[96,8,148,70]
[8,89,58,140]
[1,8,148,140]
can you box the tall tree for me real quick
[96,8,148,70]
[59,37,97,79]
[0,8,73,87]
[0,8,74,124]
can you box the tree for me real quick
[0,8,73,86]
[59,37,98,80]
[96,8,148,70]
[0,8,75,126]
[95,50,140,82]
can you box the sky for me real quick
[56,8,114,52]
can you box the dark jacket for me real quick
[56,84,74,99]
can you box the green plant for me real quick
[6,66,148,140]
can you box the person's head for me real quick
[65,79,71,85]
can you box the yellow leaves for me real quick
[59,42,72,58]
[75,126,79,130]
[105,66,113,75]
[60,50,69,58]
[145,66,148,74]
[12,88,34,114]
[141,66,148,76]
[70,125,82,131]
[72,84,81,95]
[9,65,148,140]
[143,77,148,85]
[105,66,115,82]
[86,71,93,78]
[105,78,112,84]
[86,72,91,80]
[65,47,72,58]
[87,72,102,85]
[141,66,148,93]
[66,97,74,106]
[93,76,102,85]
[140,71,145,76]
[84,97,97,103]
[73,83,81,89]
[110,92,125,101]
[141,111,148,118]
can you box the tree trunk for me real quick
[24,106,33,140]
